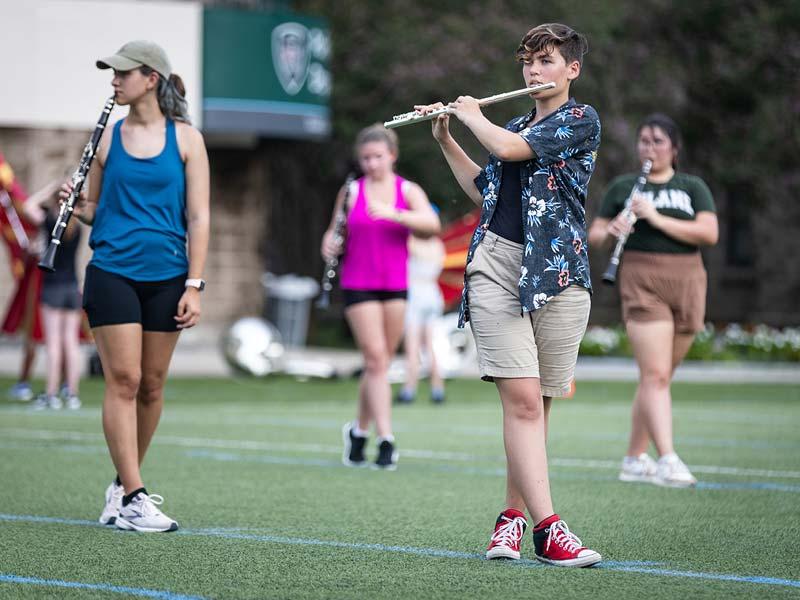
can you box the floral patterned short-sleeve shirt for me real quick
[459,98,601,327]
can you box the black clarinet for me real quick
[601,159,652,285]
[39,96,115,272]
[316,173,356,309]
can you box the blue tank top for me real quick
[89,118,188,281]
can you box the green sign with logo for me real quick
[203,7,331,139]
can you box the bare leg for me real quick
[19,336,37,383]
[345,300,405,438]
[136,331,181,464]
[626,320,679,457]
[62,310,82,395]
[93,324,143,494]
[505,395,552,515]
[347,302,388,434]
[380,299,406,429]
[402,323,422,396]
[626,386,651,457]
[496,377,553,524]
[356,377,371,432]
[672,333,695,374]
[41,306,63,396]
[421,323,444,394]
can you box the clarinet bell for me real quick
[38,241,58,272]
[602,262,619,285]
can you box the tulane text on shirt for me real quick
[639,189,695,216]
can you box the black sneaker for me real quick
[342,422,368,467]
[373,439,398,471]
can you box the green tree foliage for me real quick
[270,0,799,322]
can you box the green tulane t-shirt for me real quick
[598,172,716,253]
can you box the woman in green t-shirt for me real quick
[588,113,718,488]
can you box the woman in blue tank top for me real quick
[62,40,210,533]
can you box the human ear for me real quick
[567,60,581,81]
[147,71,160,91]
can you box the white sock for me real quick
[377,435,395,444]
[352,425,368,438]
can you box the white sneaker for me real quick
[654,453,697,488]
[65,395,81,410]
[115,492,179,532]
[99,481,124,525]
[619,453,658,483]
[31,394,62,410]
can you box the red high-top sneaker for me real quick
[486,509,527,560]
[533,514,601,567]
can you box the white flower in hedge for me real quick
[695,322,714,343]
[583,326,620,352]
[783,328,800,351]
[722,323,750,345]
[753,324,780,351]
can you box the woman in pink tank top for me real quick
[321,124,440,470]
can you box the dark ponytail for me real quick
[140,66,190,123]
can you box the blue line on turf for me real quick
[696,481,800,493]
[2,438,798,492]
[593,565,800,588]
[2,513,800,590]
[0,573,205,599]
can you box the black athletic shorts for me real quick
[41,282,82,310]
[342,289,408,308]
[83,264,187,331]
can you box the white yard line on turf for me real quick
[2,427,799,480]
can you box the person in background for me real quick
[588,113,718,488]
[396,229,446,404]
[321,124,440,470]
[23,179,84,410]
[1,150,45,404]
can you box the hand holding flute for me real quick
[385,82,556,129]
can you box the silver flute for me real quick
[384,82,556,129]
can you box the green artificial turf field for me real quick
[1,376,799,599]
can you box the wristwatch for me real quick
[185,278,206,291]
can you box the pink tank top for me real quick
[340,175,410,291]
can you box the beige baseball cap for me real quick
[96,40,172,78]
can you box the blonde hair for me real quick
[353,124,399,159]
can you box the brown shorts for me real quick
[619,251,707,334]
[466,231,591,397]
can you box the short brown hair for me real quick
[516,23,588,66]
[354,123,399,156]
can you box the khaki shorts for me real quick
[465,231,591,397]
[619,251,706,334]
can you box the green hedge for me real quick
[580,324,800,362]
